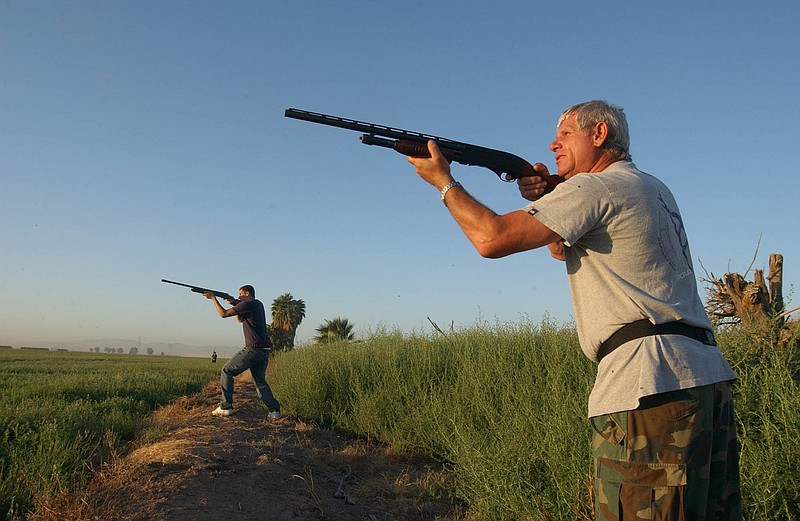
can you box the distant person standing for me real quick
[204,285,281,419]
[211,350,218,363]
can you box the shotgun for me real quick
[284,108,563,192]
[161,279,239,304]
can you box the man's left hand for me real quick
[407,140,454,190]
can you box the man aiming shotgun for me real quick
[162,279,281,420]
[402,101,741,520]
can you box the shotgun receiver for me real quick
[284,108,564,192]
[161,279,239,303]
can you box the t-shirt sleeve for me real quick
[522,175,610,246]
[231,300,249,317]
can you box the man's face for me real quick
[238,289,252,301]
[549,115,603,179]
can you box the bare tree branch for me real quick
[427,316,446,336]
[743,233,762,278]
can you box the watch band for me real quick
[440,181,462,203]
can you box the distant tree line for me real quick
[88,346,155,355]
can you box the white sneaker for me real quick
[212,406,234,417]
[268,410,281,420]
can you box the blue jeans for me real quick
[219,347,280,412]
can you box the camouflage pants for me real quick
[591,381,741,520]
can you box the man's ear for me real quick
[592,121,609,148]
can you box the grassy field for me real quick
[3,319,798,520]
[0,351,219,520]
[270,317,800,520]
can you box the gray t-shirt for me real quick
[526,161,735,417]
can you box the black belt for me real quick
[597,319,715,362]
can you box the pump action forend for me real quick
[284,108,564,192]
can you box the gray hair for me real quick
[558,100,632,161]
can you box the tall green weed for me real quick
[272,318,800,520]
[718,325,800,520]
[272,317,596,519]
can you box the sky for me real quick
[2,1,798,356]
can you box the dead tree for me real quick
[702,252,797,344]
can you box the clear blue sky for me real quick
[2,1,798,355]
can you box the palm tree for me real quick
[270,293,306,350]
[313,317,355,344]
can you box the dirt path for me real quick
[41,377,461,521]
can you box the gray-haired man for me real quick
[407,100,741,520]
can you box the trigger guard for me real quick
[498,172,516,182]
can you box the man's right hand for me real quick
[517,163,552,201]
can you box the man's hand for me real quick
[548,240,566,261]
[407,140,454,190]
[204,292,238,305]
[517,163,552,201]
[205,291,237,318]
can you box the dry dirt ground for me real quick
[38,376,463,521]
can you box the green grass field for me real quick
[0,351,219,520]
[3,319,799,520]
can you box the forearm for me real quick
[211,297,228,318]
[443,187,505,254]
[409,140,560,259]
[205,292,238,318]
[444,187,560,258]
